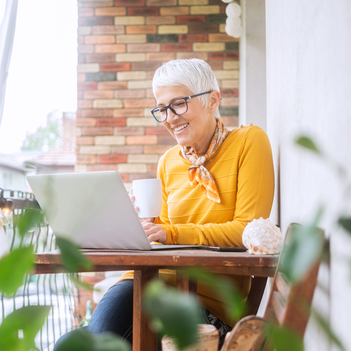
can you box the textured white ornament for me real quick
[226,2,241,17]
[221,0,233,3]
[242,218,283,255]
[225,24,242,38]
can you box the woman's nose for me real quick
[167,108,179,123]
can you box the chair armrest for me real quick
[221,316,268,351]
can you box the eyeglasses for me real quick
[151,91,212,123]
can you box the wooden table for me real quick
[34,249,278,351]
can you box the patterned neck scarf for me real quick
[181,119,229,203]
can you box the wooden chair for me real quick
[221,223,325,351]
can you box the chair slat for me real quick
[271,291,285,325]
[274,272,290,301]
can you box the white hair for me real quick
[152,59,221,118]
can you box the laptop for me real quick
[26,171,246,252]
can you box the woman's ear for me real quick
[209,90,221,111]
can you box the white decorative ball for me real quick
[242,218,283,255]
[225,24,242,38]
[221,0,233,3]
[226,16,241,28]
[226,2,241,17]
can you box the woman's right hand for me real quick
[129,193,155,224]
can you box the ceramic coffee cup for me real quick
[130,178,162,218]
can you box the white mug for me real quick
[130,178,162,218]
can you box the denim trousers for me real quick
[54,280,232,350]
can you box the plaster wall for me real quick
[265,1,351,350]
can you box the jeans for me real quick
[54,280,232,350]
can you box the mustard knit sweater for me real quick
[119,125,274,326]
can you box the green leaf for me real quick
[144,279,201,350]
[18,209,44,237]
[265,324,304,351]
[0,305,50,351]
[311,309,346,351]
[55,328,131,351]
[280,224,323,282]
[0,246,34,295]
[69,274,95,291]
[56,237,93,273]
[93,333,131,351]
[295,136,321,154]
[338,217,351,235]
[187,267,245,320]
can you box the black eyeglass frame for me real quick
[151,90,212,123]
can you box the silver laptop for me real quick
[27,171,246,252]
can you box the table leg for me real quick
[176,270,197,295]
[133,268,158,351]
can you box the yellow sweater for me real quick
[119,125,274,326]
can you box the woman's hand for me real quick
[142,222,167,243]
[129,193,155,224]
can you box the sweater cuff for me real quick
[159,224,178,245]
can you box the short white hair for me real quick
[152,59,221,118]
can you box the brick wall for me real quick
[76,0,239,188]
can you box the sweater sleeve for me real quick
[158,127,275,247]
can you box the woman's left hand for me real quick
[142,222,167,243]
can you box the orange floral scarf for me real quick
[180,119,229,203]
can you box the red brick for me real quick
[78,100,93,109]
[146,16,175,25]
[95,7,126,16]
[179,34,207,42]
[78,91,84,99]
[148,164,157,173]
[158,135,176,144]
[98,81,128,90]
[120,173,129,182]
[97,118,126,126]
[126,135,157,144]
[115,0,145,6]
[127,43,160,52]
[210,52,239,60]
[189,24,218,34]
[82,109,113,117]
[161,43,192,52]
[79,17,114,26]
[114,90,145,99]
[221,97,238,107]
[92,25,124,34]
[131,62,161,71]
[145,127,169,135]
[95,44,126,53]
[77,110,82,118]
[81,127,113,135]
[176,15,206,24]
[207,61,222,70]
[128,7,159,16]
[78,36,85,45]
[101,63,131,72]
[146,52,176,61]
[160,6,188,15]
[146,89,154,98]
[86,54,116,63]
[111,145,143,154]
[85,35,115,44]
[78,54,86,63]
[114,127,144,135]
[77,137,95,145]
[222,116,238,126]
[98,155,127,164]
[77,155,96,164]
[221,89,239,97]
[113,108,144,117]
[144,145,171,154]
[84,90,114,99]
[78,82,98,90]
[126,25,157,34]
[221,5,226,13]
[176,52,208,60]
[209,33,239,42]
[87,165,117,171]
[79,8,94,16]
[149,0,176,5]
[129,173,157,181]
[76,118,96,127]
[124,99,155,108]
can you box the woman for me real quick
[55,59,274,349]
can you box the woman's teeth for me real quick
[174,123,189,132]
